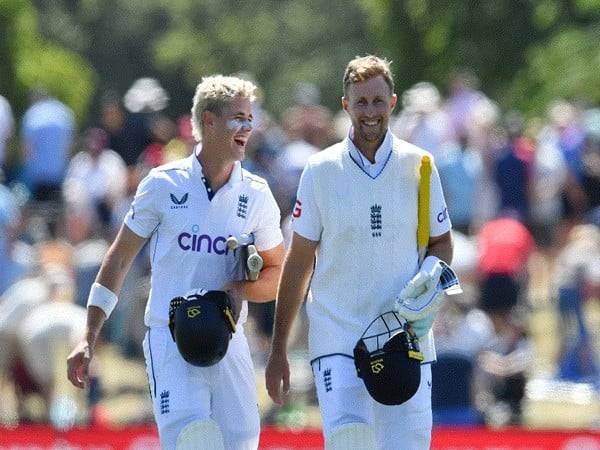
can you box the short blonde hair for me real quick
[343,55,394,96]
[191,75,257,141]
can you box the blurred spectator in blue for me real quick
[580,108,600,210]
[20,89,75,201]
[494,111,535,223]
[547,100,588,222]
[0,176,28,295]
[531,118,568,249]
[394,81,455,160]
[464,96,503,230]
[0,95,14,172]
[553,224,600,384]
[437,133,482,235]
[62,128,127,229]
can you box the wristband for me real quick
[87,282,118,318]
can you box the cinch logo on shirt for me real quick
[177,231,232,255]
[437,207,448,223]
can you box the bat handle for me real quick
[226,236,239,250]
[246,245,263,281]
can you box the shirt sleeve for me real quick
[429,162,452,237]
[124,171,161,238]
[291,164,322,241]
[253,186,284,251]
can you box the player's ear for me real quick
[342,96,349,112]
[202,111,215,129]
[389,93,398,111]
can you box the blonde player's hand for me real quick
[265,350,290,405]
[67,340,94,389]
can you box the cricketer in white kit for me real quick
[68,75,285,450]
[266,56,454,450]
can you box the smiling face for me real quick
[204,96,254,162]
[342,75,397,154]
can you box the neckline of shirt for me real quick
[191,144,243,200]
[345,128,393,179]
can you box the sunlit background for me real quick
[1,1,600,448]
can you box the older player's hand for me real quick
[265,350,290,405]
[67,339,94,389]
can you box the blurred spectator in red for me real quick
[138,114,177,169]
[477,215,535,315]
[161,114,195,162]
[0,95,14,172]
[20,89,75,201]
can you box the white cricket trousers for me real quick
[312,355,432,450]
[143,326,260,450]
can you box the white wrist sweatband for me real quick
[87,282,119,318]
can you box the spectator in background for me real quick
[394,81,455,160]
[100,91,151,168]
[0,95,14,172]
[580,108,600,211]
[20,89,75,201]
[444,70,486,140]
[547,100,588,223]
[531,117,568,249]
[473,308,533,426]
[553,224,600,384]
[0,177,27,295]
[477,214,535,317]
[437,133,482,235]
[494,111,535,223]
[63,128,127,229]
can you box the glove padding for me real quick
[394,256,462,336]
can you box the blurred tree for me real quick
[0,0,95,121]
[359,0,600,115]
[31,0,370,118]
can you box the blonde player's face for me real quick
[214,97,254,162]
[342,75,397,149]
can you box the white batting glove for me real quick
[394,256,461,322]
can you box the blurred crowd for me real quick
[0,70,599,430]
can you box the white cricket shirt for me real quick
[292,130,451,363]
[125,146,283,328]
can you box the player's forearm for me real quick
[270,255,314,354]
[94,245,136,295]
[85,306,107,348]
[230,264,282,302]
[426,231,453,264]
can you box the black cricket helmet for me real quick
[168,290,237,367]
[353,311,423,405]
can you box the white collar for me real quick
[191,144,243,186]
[346,129,393,178]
